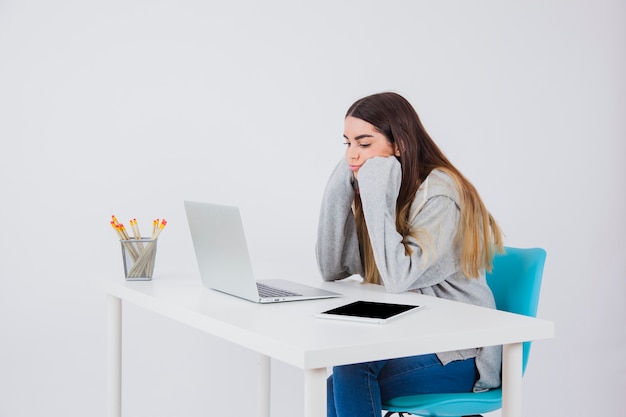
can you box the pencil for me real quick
[111,221,124,239]
[130,218,145,250]
[152,219,167,239]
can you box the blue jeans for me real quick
[327,354,477,417]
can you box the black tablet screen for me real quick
[321,301,419,320]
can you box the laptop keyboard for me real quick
[257,282,302,298]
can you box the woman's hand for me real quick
[325,158,358,199]
[357,156,402,209]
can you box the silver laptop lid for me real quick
[184,200,260,301]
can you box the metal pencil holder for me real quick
[120,238,158,281]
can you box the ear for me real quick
[394,143,401,157]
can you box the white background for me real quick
[1,0,624,416]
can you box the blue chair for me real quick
[382,246,547,417]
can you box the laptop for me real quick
[184,200,341,303]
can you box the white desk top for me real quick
[99,273,554,370]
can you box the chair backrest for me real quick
[486,246,546,374]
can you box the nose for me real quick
[345,145,359,162]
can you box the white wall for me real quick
[1,0,624,416]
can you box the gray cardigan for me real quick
[315,156,502,392]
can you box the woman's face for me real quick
[343,116,398,177]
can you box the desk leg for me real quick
[502,342,523,417]
[304,368,326,417]
[107,295,122,417]
[257,353,270,417]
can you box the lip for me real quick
[349,165,360,172]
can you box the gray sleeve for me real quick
[315,159,364,281]
[357,157,461,293]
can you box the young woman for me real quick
[316,92,504,417]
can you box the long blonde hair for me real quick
[348,92,503,284]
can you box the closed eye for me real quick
[343,140,371,148]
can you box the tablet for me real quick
[315,301,423,324]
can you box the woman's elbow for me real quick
[318,265,350,282]
[381,275,414,294]
[384,283,408,294]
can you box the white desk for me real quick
[100,274,554,417]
